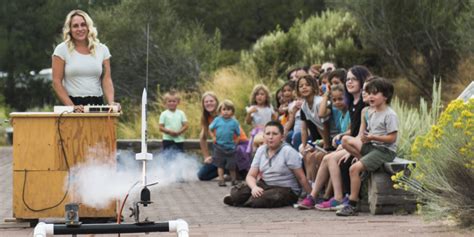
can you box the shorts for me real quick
[213,144,236,170]
[360,143,396,172]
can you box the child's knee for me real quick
[341,135,352,145]
[349,162,363,176]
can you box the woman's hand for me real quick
[73,105,84,113]
[251,186,264,198]
[203,156,213,164]
[111,102,121,112]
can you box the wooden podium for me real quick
[10,112,120,220]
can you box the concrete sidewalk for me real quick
[1,146,471,237]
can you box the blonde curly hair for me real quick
[62,9,100,56]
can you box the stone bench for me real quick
[368,157,417,214]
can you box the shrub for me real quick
[394,98,474,227]
[240,10,366,82]
[117,66,269,139]
[391,80,442,156]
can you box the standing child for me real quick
[245,84,277,154]
[337,77,398,216]
[209,100,241,187]
[159,90,188,152]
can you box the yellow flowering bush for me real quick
[395,98,474,227]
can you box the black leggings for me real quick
[339,156,355,195]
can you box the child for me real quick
[159,90,188,152]
[319,84,350,148]
[296,75,331,182]
[276,82,295,126]
[209,100,241,187]
[319,72,331,96]
[245,84,277,153]
[337,77,398,216]
[297,66,371,211]
[328,69,347,86]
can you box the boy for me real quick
[159,90,188,152]
[337,77,398,216]
[209,100,240,187]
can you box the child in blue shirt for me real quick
[209,99,241,187]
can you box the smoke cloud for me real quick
[67,147,201,209]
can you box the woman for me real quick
[223,121,312,208]
[197,91,250,181]
[52,9,119,112]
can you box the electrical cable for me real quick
[22,111,71,212]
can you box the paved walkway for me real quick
[1,146,472,237]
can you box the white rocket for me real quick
[135,88,153,187]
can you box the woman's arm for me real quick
[292,168,312,194]
[199,127,211,158]
[52,56,74,106]
[101,59,115,104]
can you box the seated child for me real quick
[337,77,398,216]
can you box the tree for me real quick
[172,0,326,50]
[92,0,223,102]
[333,0,472,98]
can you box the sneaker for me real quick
[223,195,234,206]
[336,204,358,216]
[334,196,349,211]
[218,180,227,187]
[231,180,240,186]
[297,195,315,210]
[315,197,344,211]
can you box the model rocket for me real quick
[135,88,153,203]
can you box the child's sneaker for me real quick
[315,197,344,211]
[297,195,315,210]
[336,204,358,216]
[334,196,349,211]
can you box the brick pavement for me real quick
[1,146,472,237]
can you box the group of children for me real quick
[158,62,399,216]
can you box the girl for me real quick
[319,84,350,148]
[276,82,295,126]
[245,84,277,153]
[296,75,332,182]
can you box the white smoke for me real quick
[67,147,201,209]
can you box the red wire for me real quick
[117,193,129,225]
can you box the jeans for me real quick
[292,130,302,150]
[197,163,218,181]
